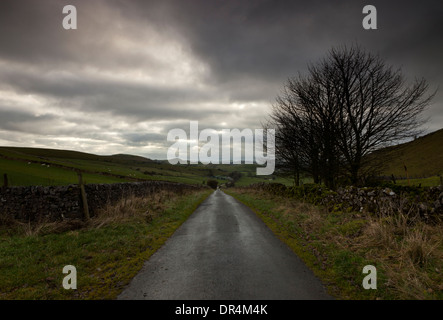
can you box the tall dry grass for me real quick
[232,187,443,299]
[0,216,87,237]
[0,189,194,236]
[88,191,170,229]
[361,211,442,299]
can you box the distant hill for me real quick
[369,128,443,178]
[0,146,287,187]
[106,154,154,165]
[0,147,153,165]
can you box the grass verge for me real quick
[225,188,443,300]
[0,188,213,299]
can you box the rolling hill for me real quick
[0,146,287,187]
[369,128,443,179]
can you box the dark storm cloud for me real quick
[0,109,58,132]
[0,0,169,67]
[121,132,166,147]
[0,0,441,158]
[161,0,342,83]
[0,66,223,120]
[161,0,443,92]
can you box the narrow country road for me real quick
[118,189,332,300]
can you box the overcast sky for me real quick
[0,0,442,159]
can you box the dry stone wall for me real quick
[247,183,443,221]
[0,181,205,222]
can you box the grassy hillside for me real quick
[369,128,443,180]
[0,146,289,187]
[3,126,441,188]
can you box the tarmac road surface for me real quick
[117,189,332,300]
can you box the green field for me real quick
[2,126,443,188]
[0,146,286,187]
[395,175,442,187]
[0,158,128,186]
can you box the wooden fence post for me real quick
[3,173,8,188]
[77,172,90,221]
[404,164,410,186]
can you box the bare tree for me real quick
[268,44,435,187]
